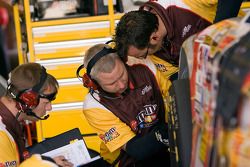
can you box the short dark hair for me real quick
[114,10,158,61]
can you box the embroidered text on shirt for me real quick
[142,85,152,95]
[182,24,192,38]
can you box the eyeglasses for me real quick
[39,92,57,101]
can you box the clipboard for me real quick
[27,128,105,167]
[27,128,83,154]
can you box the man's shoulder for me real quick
[83,93,108,111]
[0,117,15,142]
[20,155,57,167]
[127,56,159,76]
[129,63,153,75]
[0,129,19,166]
[129,63,148,69]
[142,0,190,10]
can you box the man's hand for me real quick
[53,155,74,167]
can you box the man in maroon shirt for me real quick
[115,0,243,66]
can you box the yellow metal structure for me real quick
[241,2,250,11]
[13,4,24,64]
[36,108,101,152]
[13,0,124,153]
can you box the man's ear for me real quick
[149,31,160,45]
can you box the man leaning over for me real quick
[77,44,170,167]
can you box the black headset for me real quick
[76,45,124,100]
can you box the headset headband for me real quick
[15,66,47,99]
[87,47,116,76]
[32,66,47,92]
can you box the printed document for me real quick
[42,139,100,167]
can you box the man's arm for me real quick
[124,122,169,160]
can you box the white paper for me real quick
[42,140,100,167]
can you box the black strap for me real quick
[87,47,116,75]
[32,66,47,92]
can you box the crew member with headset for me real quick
[0,62,73,167]
[77,44,169,167]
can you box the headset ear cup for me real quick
[82,73,97,90]
[18,90,40,109]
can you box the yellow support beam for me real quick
[241,2,250,9]
[24,0,35,62]
[108,0,115,36]
[13,4,24,64]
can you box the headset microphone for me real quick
[40,114,50,120]
[26,110,50,120]
[38,114,50,120]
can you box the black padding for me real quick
[178,48,190,80]
[168,79,192,167]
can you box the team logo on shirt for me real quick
[155,63,168,72]
[136,104,158,129]
[99,127,120,144]
[0,161,17,167]
[182,24,192,38]
[141,85,152,95]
